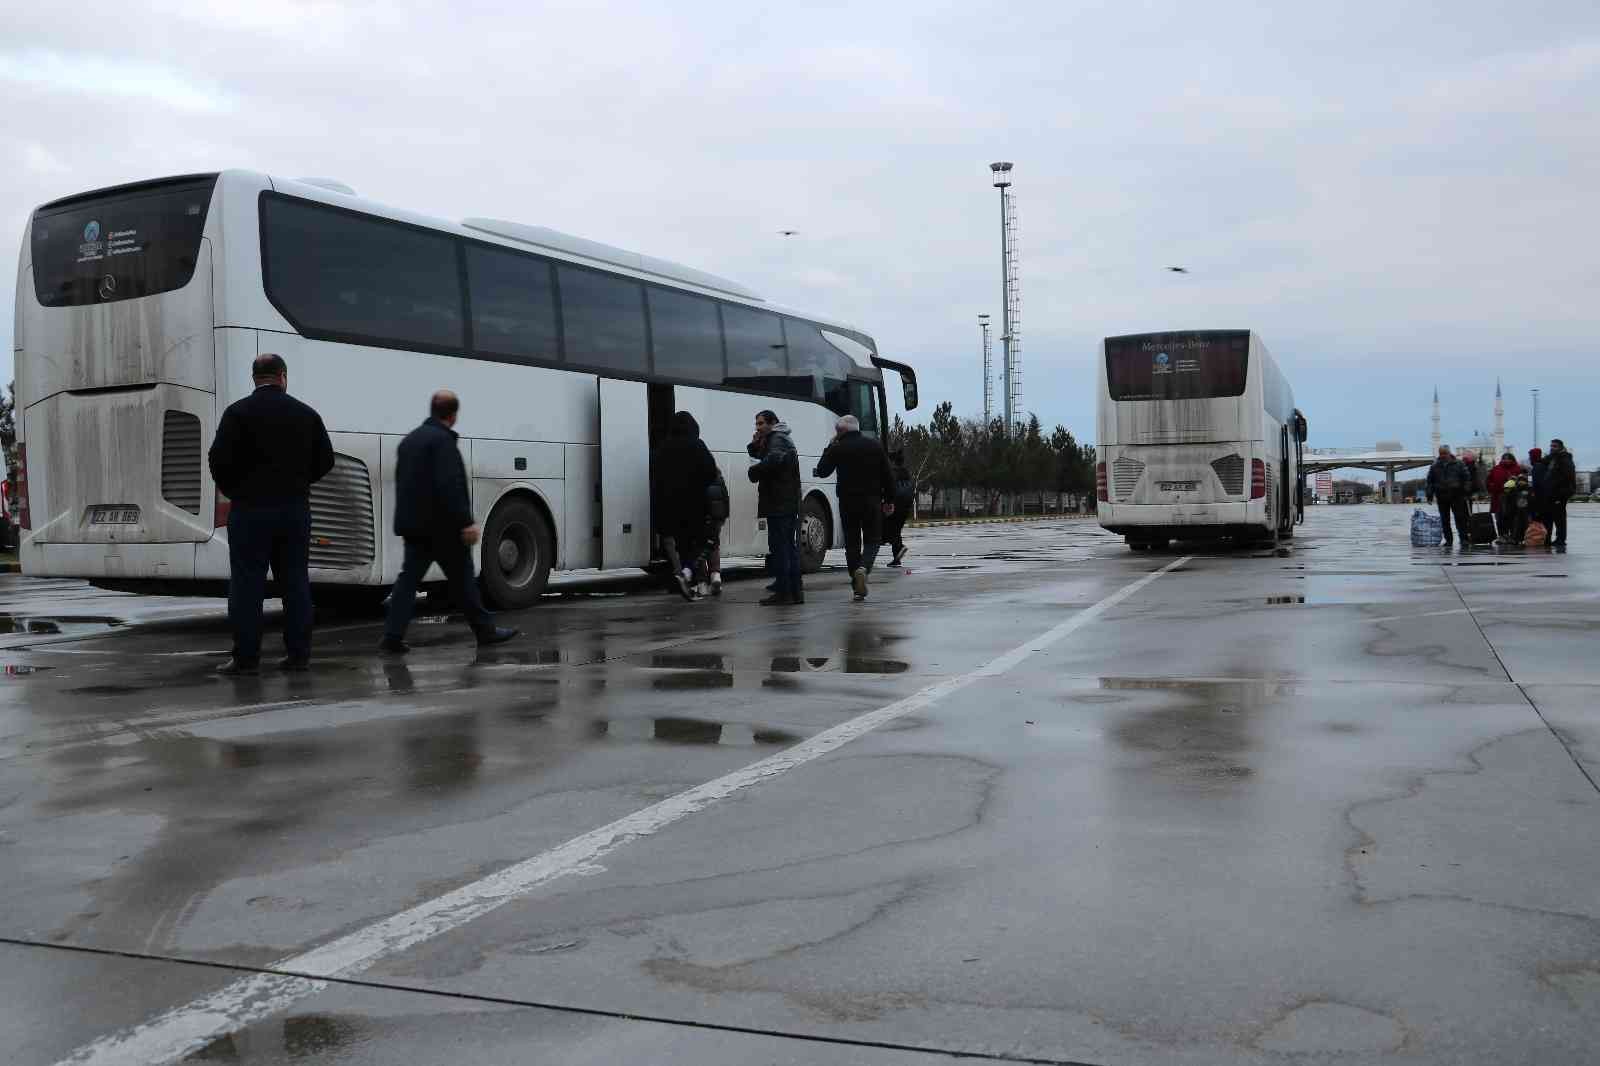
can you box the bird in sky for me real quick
[779,230,799,237]
[1166,266,1189,273]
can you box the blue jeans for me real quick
[766,513,802,599]
[227,500,313,663]
[385,536,494,640]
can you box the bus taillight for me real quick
[214,492,231,528]
[1096,462,1108,502]
[1250,459,1266,499]
[14,444,29,530]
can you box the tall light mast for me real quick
[990,162,1022,434]
[979,314,994,424]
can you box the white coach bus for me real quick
[1095,329,1305,550]
[13,171,918,607]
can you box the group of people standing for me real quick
[1426,440,1578,549]
[656,407,914,607]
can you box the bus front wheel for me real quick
[480,497,554,610]
[799,496,831,574]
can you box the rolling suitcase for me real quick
[1468,502,1496,545]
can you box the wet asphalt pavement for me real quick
[1,507,1597,1065]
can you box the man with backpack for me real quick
[884,449,916,567]
[650,411,722,600]
[1425,446,1472,548]
[814,415,896,601]
[1546,439,1577,548]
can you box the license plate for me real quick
[1158,481,1199,492]
[88,506,141,525]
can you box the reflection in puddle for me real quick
[768,655,908,674]
[652,670,734,690]
[651,653,725,670]
[282,1013,359,1057]
[596,717,803,747]
[1104,676,1279,789]
[1265,596,1306,605]
[0,613,125,637]
[654,717,723,744]
[3,664,47,677]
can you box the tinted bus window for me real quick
[785,318,854,412]
[263,196,464,349]
[647,288,723,384]
[466,244,559,363]
[31,176,217,307]
[1105,331,1249,401]
[557,266,647,374]
[721,304,789,388]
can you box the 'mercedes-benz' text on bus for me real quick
[1095,329,1305,550]
[14,171,917,605]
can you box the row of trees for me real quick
[887,401,1098,517]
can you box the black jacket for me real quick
[1548,449,1578,500]
[208,384,334,506]
[746,422,800,517]
[814,430,894,503]
[1426,456,1468,498]
[652,436,720,537]
[890,459,916,507]
[393,418,474,538]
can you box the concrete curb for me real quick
[907,514,1097,529]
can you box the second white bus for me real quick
[1095,329,1305,550]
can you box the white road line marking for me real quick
[1366,607,1472,624]
[55,557,1189,1066]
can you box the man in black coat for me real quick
[207,353,334,674]
[380,391,518,653]
[747,409,803,606]
[814,414,895,601]
[651,411,721,600]
[1546,439,1577,548]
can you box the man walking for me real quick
[1546,439,1577,548]
[208,353,334,674]
[381,391,518,653]
[814,415,895,601]
[1425,445,1471,548]
[884,449,916,568]
[748,409,802,606]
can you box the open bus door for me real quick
[598,378,651,569]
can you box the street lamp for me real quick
[978,314,993,424]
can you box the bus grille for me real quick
[161,411,203,514]
[1111,457,1146,499]
[309,454,376,569]
[1211,454,1245,495]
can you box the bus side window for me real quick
[557,266,647,375]
[850,381,879,436]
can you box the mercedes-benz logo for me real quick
[97,274,117,300]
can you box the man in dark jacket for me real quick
[884,449,916,567]
[207,353,334,674]
[651,411,721,601]
[1546,439,1577,548]
[747,409,802,606]
[381,391,518,653]
[814,415,895,601]
[1425,446,1471,548]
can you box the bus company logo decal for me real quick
[97,275,118,300]
[83,220,101,242]
[1154,352,1172,375]
[77,220,106,262]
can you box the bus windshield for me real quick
[30,176,216,308]
[1106,330,1249,401]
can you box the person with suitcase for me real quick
[1425,447,1473,549]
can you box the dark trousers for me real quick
[385,535,493,640]
[839,497,883,575]
[227,500,312,663]
[765,513,802,599]
[883,504,910,556]
[1547,498,1569,545]
[1436,495,1470,544]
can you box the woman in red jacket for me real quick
[1486,452,1523,541]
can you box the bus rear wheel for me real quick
[799,496,831,574]
[480,497,554,610]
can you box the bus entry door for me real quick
[598,378,651,569]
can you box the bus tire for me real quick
[1128,540,1149,552]
[480,496,554,610]
[799,495,831,574]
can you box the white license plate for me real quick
[1158,481,1199,492]
[88,506,141,525]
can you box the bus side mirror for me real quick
[902,378,919,411]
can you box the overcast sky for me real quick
[3,1,1596,464]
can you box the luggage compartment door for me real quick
[598,378,650,569]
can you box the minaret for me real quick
[1431,387,1441,454]
[1493,379,1505,457]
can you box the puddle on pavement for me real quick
[595,716,802,747]
[652,669,734,690]
[937,564,978,570]
[651,653,726,670]
[1106,676,1272,788]
[1265,596,1306,605]
[768,655,909,674]
[0,613,125,637]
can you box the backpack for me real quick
[705,472,730,522]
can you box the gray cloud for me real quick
[3,0,1597,460]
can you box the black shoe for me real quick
[378,636,410,655]
[216,658,259,676]
[792,592,805,604]
[759,594,794,606]
[279,656,311,672]
[476,626,519,647]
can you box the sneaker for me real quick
[279,656,311,672]
[216,657,259,676]
[674,571,694,602]
[759,594,794,606]
[889,548,907,567]
[378,636,410,655]
[710,573,723,597]
[476,626,519,647]
[851,567,868,600]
